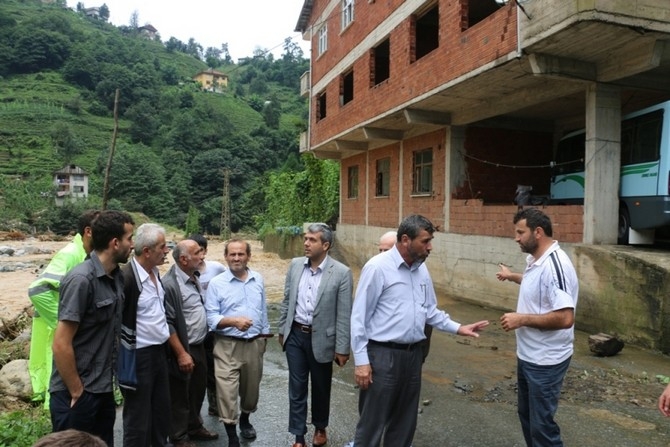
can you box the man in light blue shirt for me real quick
[205,238,270,447]
[351,215,489,447]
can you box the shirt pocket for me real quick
[93,296,117,323]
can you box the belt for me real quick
[292,321,312,334]
[218,334,273,342]
[369,339,419,351]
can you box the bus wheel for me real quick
[618,206,630,245]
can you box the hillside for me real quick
[0,0,310,233]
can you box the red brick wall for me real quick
[368,143,401,227]
[309,0,518,146]
[402,130,446,230]
[340,153,367,225]
[450,199,584,243]
[454,127,553,203]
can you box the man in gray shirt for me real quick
[50,210,135,446]
[164,240,219,446]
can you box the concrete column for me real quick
[583,83,621,244]
[365,149,369,226]
[399,140,404,223]
[444,126,466,232]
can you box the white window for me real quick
[342,0,354,29]
[318,24,328,55]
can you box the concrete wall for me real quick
[262,234,304,259]
[335,223,670,353]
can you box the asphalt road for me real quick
[113,301,670,447]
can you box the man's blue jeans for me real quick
[517,356,571,447]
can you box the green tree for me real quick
[124,100,159,145]
[50,123,84,164]
[204,46,222,68]
[186,38,203,60]
[262,93,281,128]
[257,154,339,231]
[106,143,175,220]
[129,10,139,29]
[11,28,71,73]
[0,175,54,231]
[248,76,268,95]
[184,205,200,236]
[99,4,110,21]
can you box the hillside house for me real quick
[54,165,88,206]
[83,6,100,19]
[138,24,158,40]
[295,1,670,351]
[193,69,229,93]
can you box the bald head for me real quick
[378,231,397,253]
[172,239,204,276]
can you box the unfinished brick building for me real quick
[294,1,670,350]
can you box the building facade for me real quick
[193,69,229,93]
[295,0,670,351]
[54,164,88,206]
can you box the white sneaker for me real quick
[343,442,355,447]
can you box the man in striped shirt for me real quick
[497,208,579,447]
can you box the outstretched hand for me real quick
[659,383,670,416]
[457,320,489,337]
[496,263,512,281]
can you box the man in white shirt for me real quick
[121,223,172,446]
[497,208,579,447]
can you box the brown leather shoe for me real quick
[172,440,196,447]
[313,428,327,446]
[291,443,306,447]
[188,426,219,440]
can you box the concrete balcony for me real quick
[520,0,670,89]
[299,131,308,152]
[299,71,310,98]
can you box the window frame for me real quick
[317,91,327,121]
[371,38,390,86]
[375,157,390,197]
[318,24,328,56]
[412,149,433,195]
[340,69,354,106]
[347,165,359,199]
[342,0,354,30]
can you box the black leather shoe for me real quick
[240,422,257,439]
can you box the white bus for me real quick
[550,100,670,244]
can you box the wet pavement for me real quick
[114,299,670,447]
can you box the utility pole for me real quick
[220,168,231,240]
[102,88,120,210]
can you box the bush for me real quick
[0,408,51,447]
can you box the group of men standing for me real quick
[30,207,582,447]
[30,210,269,447]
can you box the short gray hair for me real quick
[134,223,166,256]
[307,223,333,248]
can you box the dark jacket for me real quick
[118,259,165,390]
[162,264,192,380]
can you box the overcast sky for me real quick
[67,0,311,61]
